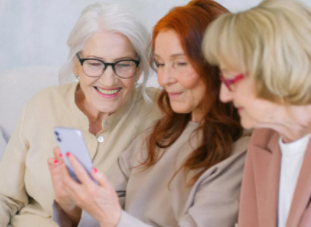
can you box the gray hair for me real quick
[59,3,151,101]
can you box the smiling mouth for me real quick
[94,87,121,95]
[168,92,183,97]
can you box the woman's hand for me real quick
[62,152,122,227]
[48,147,81,223]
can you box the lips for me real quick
[167,92,183,98]
[236,106,244,113]
[94,86,122,98]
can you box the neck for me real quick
[259,105,311,143]
[191,109,204,122]
[75,86,109,135]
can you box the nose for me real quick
[157,66,176,87]
[99,65,118,85]
[219,83,234,103]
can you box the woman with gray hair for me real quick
[0,3,161,227]
[203,0,311,226]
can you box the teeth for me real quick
[97,87,119,95]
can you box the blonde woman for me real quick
[203,0,311,226]
[0,3,161,227]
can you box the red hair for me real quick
[144,0,243,186]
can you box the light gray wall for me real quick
[0,0,310,77]
[0,0,257,76]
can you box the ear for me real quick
[135,66,143,82]
[73,60,79,75]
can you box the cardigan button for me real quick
[97,136,104,143]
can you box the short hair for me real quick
[59,3,151,101]
[203,0,311,105]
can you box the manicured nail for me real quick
[54,160,58,164]
[93,168,98,173]
[59,153,62,158]
[66,152,70,157]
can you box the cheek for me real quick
[79,75,96,89]
[120,78,135,91]
[157,70,165,87]
[180,73,206,100]
[178,72,200,88]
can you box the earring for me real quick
[75,74,79,83]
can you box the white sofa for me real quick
[0,67,59,159]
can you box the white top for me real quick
[278,133,311,227]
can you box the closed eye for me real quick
[154,61,164,68]
[87,63,103,67]
[177,62,188,66]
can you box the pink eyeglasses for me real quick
[219,71,244,91]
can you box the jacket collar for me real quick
[252,129,311,227]
[252,130,281,227]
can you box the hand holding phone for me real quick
[54,127,95,183]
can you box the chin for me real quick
[94,101,120,114]
[171,106,191,114]
[240,118,255,130]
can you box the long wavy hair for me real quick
[143,0,243,186]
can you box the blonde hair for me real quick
[203,0,311,105]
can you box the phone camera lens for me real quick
[57,137,62,142]
[54,131,59,136]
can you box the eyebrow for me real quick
[86,55,138,61]
[154,53,185,59]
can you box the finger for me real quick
[66,152,94,186]
[91,168,114,191]
[53,147,63,161]
[47,158,60,171]
[61,162,89,207]
[61,162,83,194]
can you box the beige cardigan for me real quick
[0,83,161,227]
[54,122,250,227]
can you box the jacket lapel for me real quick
[286,138,311,227]
[253,132,281,227]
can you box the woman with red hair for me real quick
[52,1,249,226]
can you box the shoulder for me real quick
[29,83,75,103]
[145,86,161,100]
[118,127,152,168]
[231,135,250,156]
[194,136,250,192]
[21,83,76,120]
[129,86,162,120]
[133,86,161,106]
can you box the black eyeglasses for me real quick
[76,53,140,79]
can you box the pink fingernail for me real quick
[66,152,70,157]
[54,160,58,164]
[59,153,62,158]
[93,168,98,173]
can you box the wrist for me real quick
[99,208,122,227]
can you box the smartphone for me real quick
[53,127,95,183]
